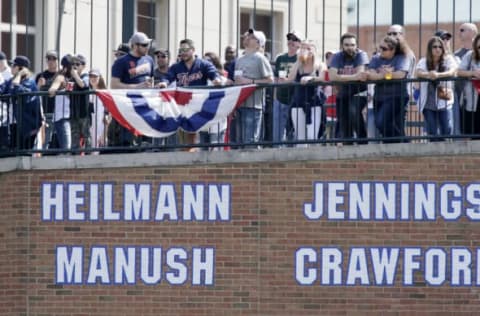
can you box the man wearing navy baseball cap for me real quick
[434,29,453,53]
[35,50,59,150]
[0,54,42,150]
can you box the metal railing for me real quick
[0,77,476,157]
[2,1,480,76]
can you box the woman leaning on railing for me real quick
[415,36,457,141]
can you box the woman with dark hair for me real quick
[366,36,410,142]
[415,36,457,140]
[0,55,42,150]
[457,33,480,136]
[48,54,75,150]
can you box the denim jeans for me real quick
[43,113,55,149]
[452,95,461,136]
[336,95,367,142]
[54,118,71,150]
[272,100,290,144]
[231,107,263,146]
[423,108,453,141]
[374,96,408,142]
[71,117,92,150]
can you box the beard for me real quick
[182,55,193,63]
[344,50,356,59]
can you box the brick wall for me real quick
[2,154,480,315]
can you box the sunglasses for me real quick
[137,43,149,47]
[178,47,191,53]
[387,32,399,36]
[379,46,391,51]
[432,45,443,49]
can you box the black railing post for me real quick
[122,0,135,42]
[391,0,404,26]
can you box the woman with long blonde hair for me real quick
[286,40,326,146]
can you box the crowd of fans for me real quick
[1,22,480,155]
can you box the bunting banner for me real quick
[95,85,257,137]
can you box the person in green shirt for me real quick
[272,30,303,145]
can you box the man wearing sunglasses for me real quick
[111,32,154,90]
[158,39,221,150]
[160,39,220,88]
[70,54,92,152]
[387,24,416,140]
[454,23,478,135]
[232,28,273,146]
[111,32,154,147]
[272,30,302,146]
[35,50,58,149]
[113,43,130,60]
[152,48,177,149]
[153,48,170,83]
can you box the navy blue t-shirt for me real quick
[165,58,219,87]
[330,50,369,97]
[111,53,154,84]
[368,54,409,101]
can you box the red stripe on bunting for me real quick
[95,90,142,136]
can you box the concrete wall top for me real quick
[2,141,480,173]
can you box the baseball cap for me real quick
[13,55,30,68]
[89,68,101,77]
[286,30,304,42]
[114,43,130,55]
[434,29,452,40]
[45,50,58,59]
[0,51,6,60]
[75,54,87,65]
[248,28,267,47]
[129,32,151,45]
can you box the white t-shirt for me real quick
[54,92,70,121]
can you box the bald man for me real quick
[455,23,478,135]
[455,23,478,60]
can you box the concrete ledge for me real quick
[1,140,480,172]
